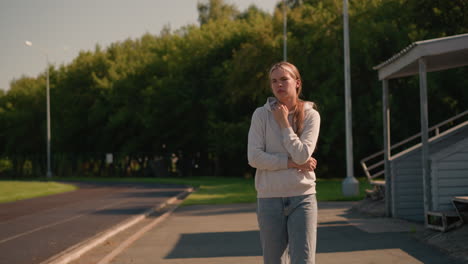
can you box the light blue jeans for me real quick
[257,194,317,264]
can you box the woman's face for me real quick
[270,68,300,102]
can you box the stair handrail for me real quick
[361,109,468,184]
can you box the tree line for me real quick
[0,0,467,178]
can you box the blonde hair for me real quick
[269,62,314,137]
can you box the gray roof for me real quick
[374,33,468,80]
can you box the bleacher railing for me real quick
[361,109,468,185]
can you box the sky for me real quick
[0,0,280,91]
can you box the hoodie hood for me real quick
[264,97,278,112]
[264,97,314,113]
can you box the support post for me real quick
[25,40,53,178]
[283,0,287,61]
[382,79,392,217]
[46,57,52,178]
[419,58,431,224]
[341,0,359,196]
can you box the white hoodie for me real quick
[248,97,321,198]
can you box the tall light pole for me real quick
[341,0,359,196]
[25,41,52,178]
[283,0,287,61]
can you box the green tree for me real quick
[198,0,240,25]
[3,0,467,178]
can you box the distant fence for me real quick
[0,152,208,179]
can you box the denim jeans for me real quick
[257,194,317,264]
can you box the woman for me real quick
[247,62,320,264]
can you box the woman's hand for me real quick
[288,157,317,171]
[298,157,317,171]
[272,104,290,128]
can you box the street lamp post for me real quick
[25,41,52,178]
[283,0,287,61]
[341,0,359,196]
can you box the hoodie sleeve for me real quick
[248,108,288,171]
[281,108,320,165]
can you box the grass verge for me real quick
[0,176,371,205]
[316,178,371,201]
[58,176,257,206]
[53,176,371,205]
[0,181,77,203]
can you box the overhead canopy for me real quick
[373,33,468,80]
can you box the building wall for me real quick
[431,137,468,211]
[390,124,468,222]
[391,151,424,222]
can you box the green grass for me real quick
[59,176,257,206]
[0,176,371,205]
[0,181,77,203]
[54,176,371,205]
[179,178,257,206]
[316,178,371,201]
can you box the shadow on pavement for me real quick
[117,190,181,198]
[164,207,462,264]
[175,206,257,217]
[316,224,454,263]
[165,230,262,259]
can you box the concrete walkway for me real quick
[70,201,465,264]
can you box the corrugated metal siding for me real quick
[392,151,425,222]
[432,138,468,211]
[390,124,468,222]
[437,162,468,170]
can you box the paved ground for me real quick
[353,197,468,262]
[71,202,466,264]
[0,182,189,264]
